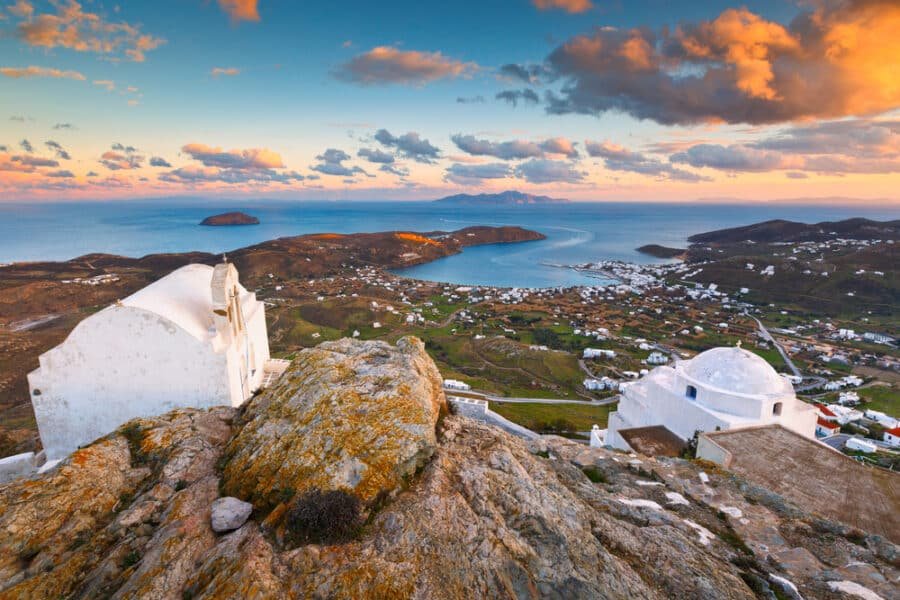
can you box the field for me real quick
[858,384,900,417]
[490,401,615,433]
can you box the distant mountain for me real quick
[688,218,900,244]
[434,191,570,206]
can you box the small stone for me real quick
[211,497,253,533]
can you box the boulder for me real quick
[222,336,446,515]
[211,497,253,533]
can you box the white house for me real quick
[607,344,817,451]
[815,417,840,438]
[646,351,668,365]
[584,348,616,359]
[883,427,900,448]
[28,262,272,460]
[443,378,471,391]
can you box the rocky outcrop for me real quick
[0,337,896,599]
[222,336,446,518]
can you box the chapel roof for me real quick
[121,263,246,340]
[680,346,794,397]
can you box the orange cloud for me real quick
[545,0,900,124]
[211,67,241,77]
[13,0,165,62]
[217,0,260,22]
[532,0,593,14]
[336,46,478,85]
[181,143,284,169]
[1,65,85,79]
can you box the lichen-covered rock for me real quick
[221,336,446,514]
[211,497,253,533]
[1,338,897,600]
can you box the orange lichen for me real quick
[395,232,441,246]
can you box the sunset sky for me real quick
[1,0,899,202]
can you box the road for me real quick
[744,313,802,378]
[446,387,620,406]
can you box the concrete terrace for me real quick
[701,425,900,542]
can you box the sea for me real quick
[2,200,898,288]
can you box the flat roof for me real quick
[703,425,900,542]
[619,425,686,457]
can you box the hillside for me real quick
[434,190,570,206]
[1,337,895,599]
[689,218,900,244]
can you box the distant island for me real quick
[200,212,260,226]
[434,190,570,206]
[636,244,685,259]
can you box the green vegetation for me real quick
[490,401,615,433]
[582,466,607,483]
[858,384,900,417]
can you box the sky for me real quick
[1,0,899,202]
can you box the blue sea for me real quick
[2,200,898,288]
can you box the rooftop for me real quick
[703,425,900,542]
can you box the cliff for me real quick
[199,212,260,226]
[0,337,896,599]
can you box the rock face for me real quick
[199,212,260,226]
[222,336,446,515]
[0,337,897,600]
[211,497,253,533]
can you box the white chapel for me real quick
[606,344,817,451]
[28,261,275,460]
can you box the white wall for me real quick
[29,306,233,459]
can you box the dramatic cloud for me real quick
[514,158,585,183]
[149,156,172,167]
[532,0,593,13]
[496,89,540,107]
[19,139,33,153]
[374,129,440,163]
[45,140,71,160]
[335,46,477,86]
[46,169,74,178]
[670,119,900,175]
[8,1,34,18]
[211,67,240,77]
[357,148,395,164]
[13,1,165,62]
[451,134,578,160]
[543,2,900,125]
[310,148,367,177]
[0,65,85,80]
[218,0,260,22]
[444,163,511,184]
[181,143,284,169]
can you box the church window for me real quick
[686,385,697,400]
[773,402,783,416]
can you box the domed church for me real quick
[606,344,817,451]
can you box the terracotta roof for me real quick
[816,404,837,417]
[817,417,839,430]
